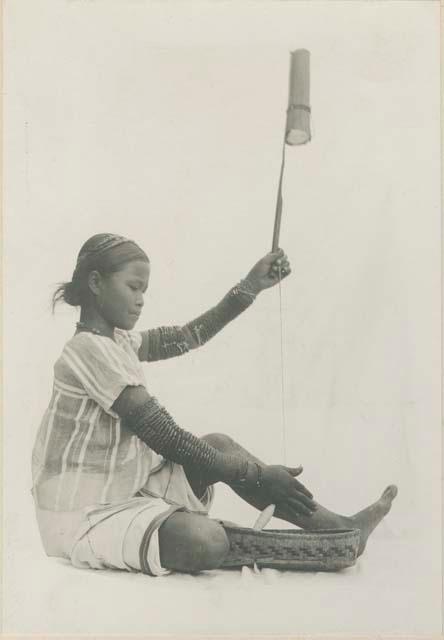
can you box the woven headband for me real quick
[76,235,139,267]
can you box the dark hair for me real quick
[52,233,149,312]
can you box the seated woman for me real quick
[31,233,397,576]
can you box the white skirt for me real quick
[34,460,215,576]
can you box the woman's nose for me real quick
[136,294,144,308]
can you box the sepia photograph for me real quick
[2,0,442,637]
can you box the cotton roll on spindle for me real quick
[285,49,311,145]
[253,504,276,531]
[251,504,276,574]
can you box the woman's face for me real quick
[97,260,150,330]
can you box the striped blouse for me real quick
[32,284,255,513]
[31,328,168,512]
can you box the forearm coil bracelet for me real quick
[185,279,257,347]
[125,397,248,484]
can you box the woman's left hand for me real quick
[246,248,292,293]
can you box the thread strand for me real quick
[278,267,287,465]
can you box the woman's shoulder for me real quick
[53,333,93,386]
[57,329,142,366]
[54,330,145,412]
[54,332,99,372]
[60,330,101,352]
[55,332,114,369]
[61,329,138,348]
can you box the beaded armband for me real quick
[125,398,247,484]
[143,326,191,361]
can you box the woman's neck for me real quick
[78,309,115,340]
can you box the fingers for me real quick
[268,249,287,267]
[271,265,291,279]
[289,487,317,510]
[286,496,317,517]
[286,466,303,476]
[270,248,285,259]
[276,498,316,522]
[278,502,307,522]
[282,466,314,499]
[269,254,291,280]
[271,255,289,269]
[292,479,313,499]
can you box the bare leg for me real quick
[185,433,398,555]
[158,512,229,572]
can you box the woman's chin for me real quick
[129,315,141,329]
[116,317,139,331]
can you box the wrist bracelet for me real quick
[231,460,253,489]
[254,462,263,489]
[231,461,263,491]
[235,458,249,484]
[238,277,258,299]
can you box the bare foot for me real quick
[349,485,398,555]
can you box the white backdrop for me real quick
[3,0,442,635]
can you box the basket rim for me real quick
[223,526,361,539]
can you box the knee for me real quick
[190,520,230,571]
[159,513,230,573]
[202,432,236,453]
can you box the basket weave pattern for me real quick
[221,527,361,571]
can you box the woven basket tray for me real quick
[221,526,361,571]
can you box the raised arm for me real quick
[138,278,257,361]
[138,249,291,362]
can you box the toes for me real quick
[382,485,398,501]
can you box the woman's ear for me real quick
[87,270,102,296]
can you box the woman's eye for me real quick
[129,285,138,291]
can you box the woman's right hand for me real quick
[261,465,317,516]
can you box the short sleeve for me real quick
[115,328,143,355]
[129,330,143,354]
[59,333,145,413]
